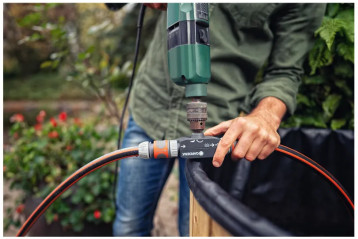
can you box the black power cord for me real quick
[112,4,147,210]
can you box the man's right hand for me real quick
[144,3,167,10]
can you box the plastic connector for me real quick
[138,140,179,159]
[138,141,150,159]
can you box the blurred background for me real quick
[3,3,354,237]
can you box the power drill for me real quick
[167,3,210,133]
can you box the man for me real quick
[113,3,326,236]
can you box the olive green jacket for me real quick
[129,3,326,140]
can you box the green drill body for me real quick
[167,3,211,98]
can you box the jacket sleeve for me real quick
[249,4,326,115]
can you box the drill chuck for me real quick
[187,100,207,133]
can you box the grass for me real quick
[4,72,92,101]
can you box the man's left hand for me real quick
[204,97,287,167]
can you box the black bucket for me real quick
[185,128,354,236]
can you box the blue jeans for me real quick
[113,116,190,236]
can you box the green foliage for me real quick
[3,72,90,101]
[4,111,117,232]
[282,3,354,130]
[10,3,159,122]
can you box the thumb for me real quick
[204,120,232,136]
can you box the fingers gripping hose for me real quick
[16,147,138,237]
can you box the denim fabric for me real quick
[113,116,189,236]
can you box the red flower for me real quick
[10,114,24,123]
[50,117,57,127]
[16,204,25,214]
[48,131,59,139]
[59,112,67,122]
[36,110,46,123]
[66,145,73,151]
[34,123,42,131]
[93,210,101,219]
[53,214,59,222]
[13,132,19,139]
[74,118,82,126]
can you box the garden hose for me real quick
[16,147,139,237]
[275,145,354,211]
[17,139,353,236]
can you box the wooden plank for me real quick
[190,191,210,236]
[210,218,232,237]
[190,191,232,237]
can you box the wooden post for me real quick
[189,191,231,236]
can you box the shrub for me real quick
[282,3,354,130]
[4,111,118,232]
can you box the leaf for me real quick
[315,17,345,50]
[30,33,42,41]
[334,79,353,97]
[45,212,54,224]
[334,62,353,78]
[309,39,333,74]
[349,118,354,129]
[84,194,94,203]
[86,46,95,54]
[17,12,42,27]
[72,223,84,232]
[322,94,342,119]
[296,93,312,107]
[336,42,354,63]
[77,52,89,61]
[300,115,327,128]
[327,3,340,18]
[51,60,60,69]
[71,193,82,204]
[91,184,101,196]
[331,119,346,130]
[40,61,53,69]
[336,8,354,43]
[303,75,325,85]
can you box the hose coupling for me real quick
[138,140,178,159]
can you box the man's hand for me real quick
[144,3,167,10]
[204,97,287,167]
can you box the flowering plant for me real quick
[4,111,118,232]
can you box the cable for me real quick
[113,3,147,210]
[16,147,139,237]
[275,145,354,212]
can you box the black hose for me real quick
[275,145,354,212]
[17,147,139,237]
[113,3,147,210]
